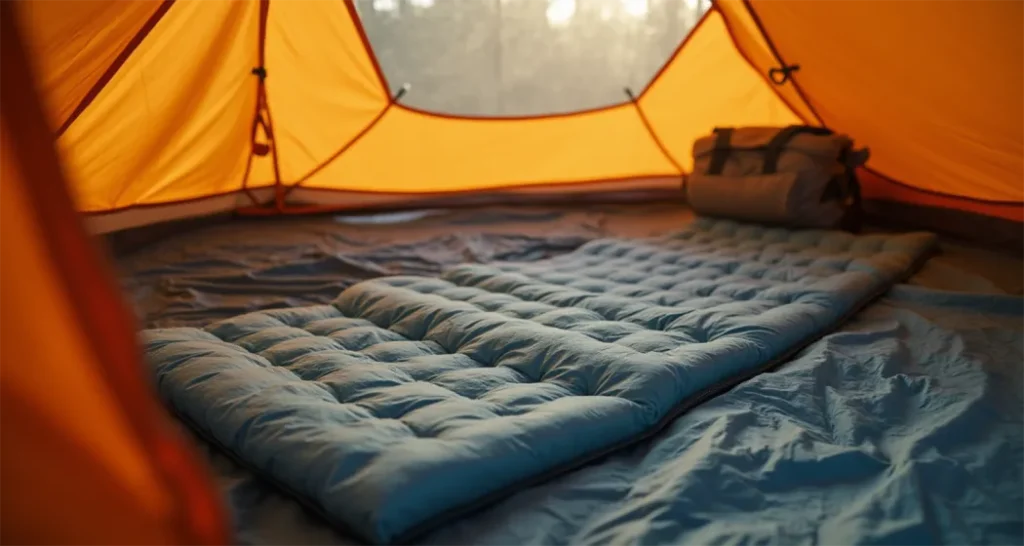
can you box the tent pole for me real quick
[254,0,286,213]
[239,0,284,213]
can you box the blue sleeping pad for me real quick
[143,219,935,544]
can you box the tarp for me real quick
[11,0,1021,231]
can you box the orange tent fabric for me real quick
[715,0,1023,221]
[0,5,230,543]
[11,0,1021,230]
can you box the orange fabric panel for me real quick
[859,168,1024,223]
[744,0,1023,203]
[252,0,389,187]
[13,0,165,132]
[0,388,178,545]
[639,10,801,171]
[0,10,166,536]
[0,121,169,540]
[303,104,679,192]
[712,0,818,125]
[1,10,230,541]
[57,0,260,211]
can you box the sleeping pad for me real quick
[142,219,936,544]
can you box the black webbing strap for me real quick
[706,127,734,175]
[818,143,866,232]
[841,168,864,232]
[762,125,834,174]
[819,178,844,203]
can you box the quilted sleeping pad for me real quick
[143,219,936,544]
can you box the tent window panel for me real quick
[354,0,711,117]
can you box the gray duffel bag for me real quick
[686,125,869,230]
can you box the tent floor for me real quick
[113,202,1021,330]
[110,201,1023,545]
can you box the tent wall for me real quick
[34,0,261,213]
[716,0,1023,221]
[12,0,1022,232]
[710,0,818,126]
[638,8,801,170]
[0,6,230,542]
[13,0,169,134]
[296,103,678,192]
[246,0,389,189]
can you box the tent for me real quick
[8,0,1023,234]
[0,0,1020,543]
[1,5,229,544]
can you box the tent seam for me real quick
[240,0,268,206]
[625,90,685,179]
[284,102,394,193]
[55,0,176,137]
[735,0,1022,207]
[637,7,715,101]
[739,0,826,127]
[240,0,286,210]
[343,0,391,98]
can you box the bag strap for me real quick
[762,125,834,174]
[706,127,734,175]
